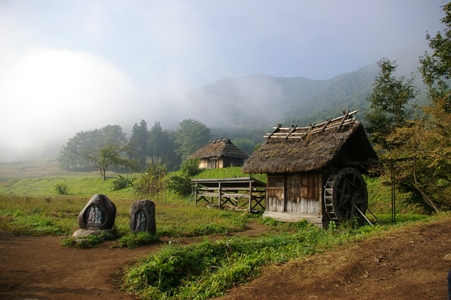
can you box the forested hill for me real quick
[188,67,377,129]
[188,40,428,140]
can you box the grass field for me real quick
[0,158,437,299]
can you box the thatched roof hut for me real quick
[242,110,378,226]
[187,138,248,169]
[242,113,377,175]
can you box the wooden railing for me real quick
[191,177,266,212]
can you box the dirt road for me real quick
[1,218,451,300]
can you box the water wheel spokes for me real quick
[324,168,368,223]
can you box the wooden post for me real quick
[391,163,396,223]
[194,183,198,205]
[218,182,222,208]
[248,181,253,213]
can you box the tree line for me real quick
[364,2,451,212]
[58,119,213,180]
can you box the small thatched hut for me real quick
[242,110,378,227]
[187,138,249,169]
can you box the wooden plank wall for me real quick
[267,172,321,214]
[267,175,284,212]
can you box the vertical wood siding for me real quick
[267,172,321,214]
[267,175,284,212]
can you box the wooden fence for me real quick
[191,177,266,212]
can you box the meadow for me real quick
[0,159,436,299]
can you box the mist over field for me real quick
[0,0,446,162]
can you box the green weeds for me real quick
[118,232,159,249]
[122,222,385,299]
[61,230,117,249]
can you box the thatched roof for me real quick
[242,110,378,174]
[187,138,249,160]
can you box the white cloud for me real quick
[0,47,138,161]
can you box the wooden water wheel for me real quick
[324,168,368,223]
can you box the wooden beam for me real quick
[337,110,350,131]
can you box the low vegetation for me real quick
[0,159,443,299]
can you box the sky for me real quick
[0,0,447,162]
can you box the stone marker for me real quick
[129,200,156,235]
[77,194,116,230]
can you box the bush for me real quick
[166,159,200,196]
[166,173,192,196]
[54,182,69,195]
[111,175,133,191]
[180,159,201,177]
[133,163,166,199]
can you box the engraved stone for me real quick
[78,194,116,230]
[129,200,156,235]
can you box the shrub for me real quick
[166,173,192,196]
[180,159,201,177]
[133,163,166,199]
[54,182,69,195]
[166,159,200,196]
[111,175,133,191]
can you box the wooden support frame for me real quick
[191,177,267,213]
[263,110,360,139]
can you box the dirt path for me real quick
[1,219,451,300]
[220,218,451,300]
[0,222,269,300]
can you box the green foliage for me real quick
[156,206,246,237]
[133,163,166,200]
[371,4,451,212]
[180,158,201,177]
[420,2,451,107]
[361,5,451,212]
[117,232,159,249]
[111,175,133,191]
[121,223,388,299]
[127,120,149,171]
[0,202,76,236]
[364,58,417,151]
[175,119,211,161]
[61,231,116,249]
[166,173,192,196]
[59,125,130,180]
[231,138,257,155]
[193,166,266,182]
[54,182,69,195]
[166,159,200,196]
[148,122,181,171]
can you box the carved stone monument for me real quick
[76,194,116,234]
[129,200,156,235]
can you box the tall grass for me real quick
[121,221,393,299]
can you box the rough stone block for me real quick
[78,194,116,230]
[129,199,156,235]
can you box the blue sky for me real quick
[0,0,447,161]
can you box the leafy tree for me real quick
[378,4,451,212]
[175,119,211,161]
[364,58,417,152]
[59,125,129,180]
[420,2,451,111]
[164,132,182,171]
[127,120,149,171]
[148,122,181,171]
